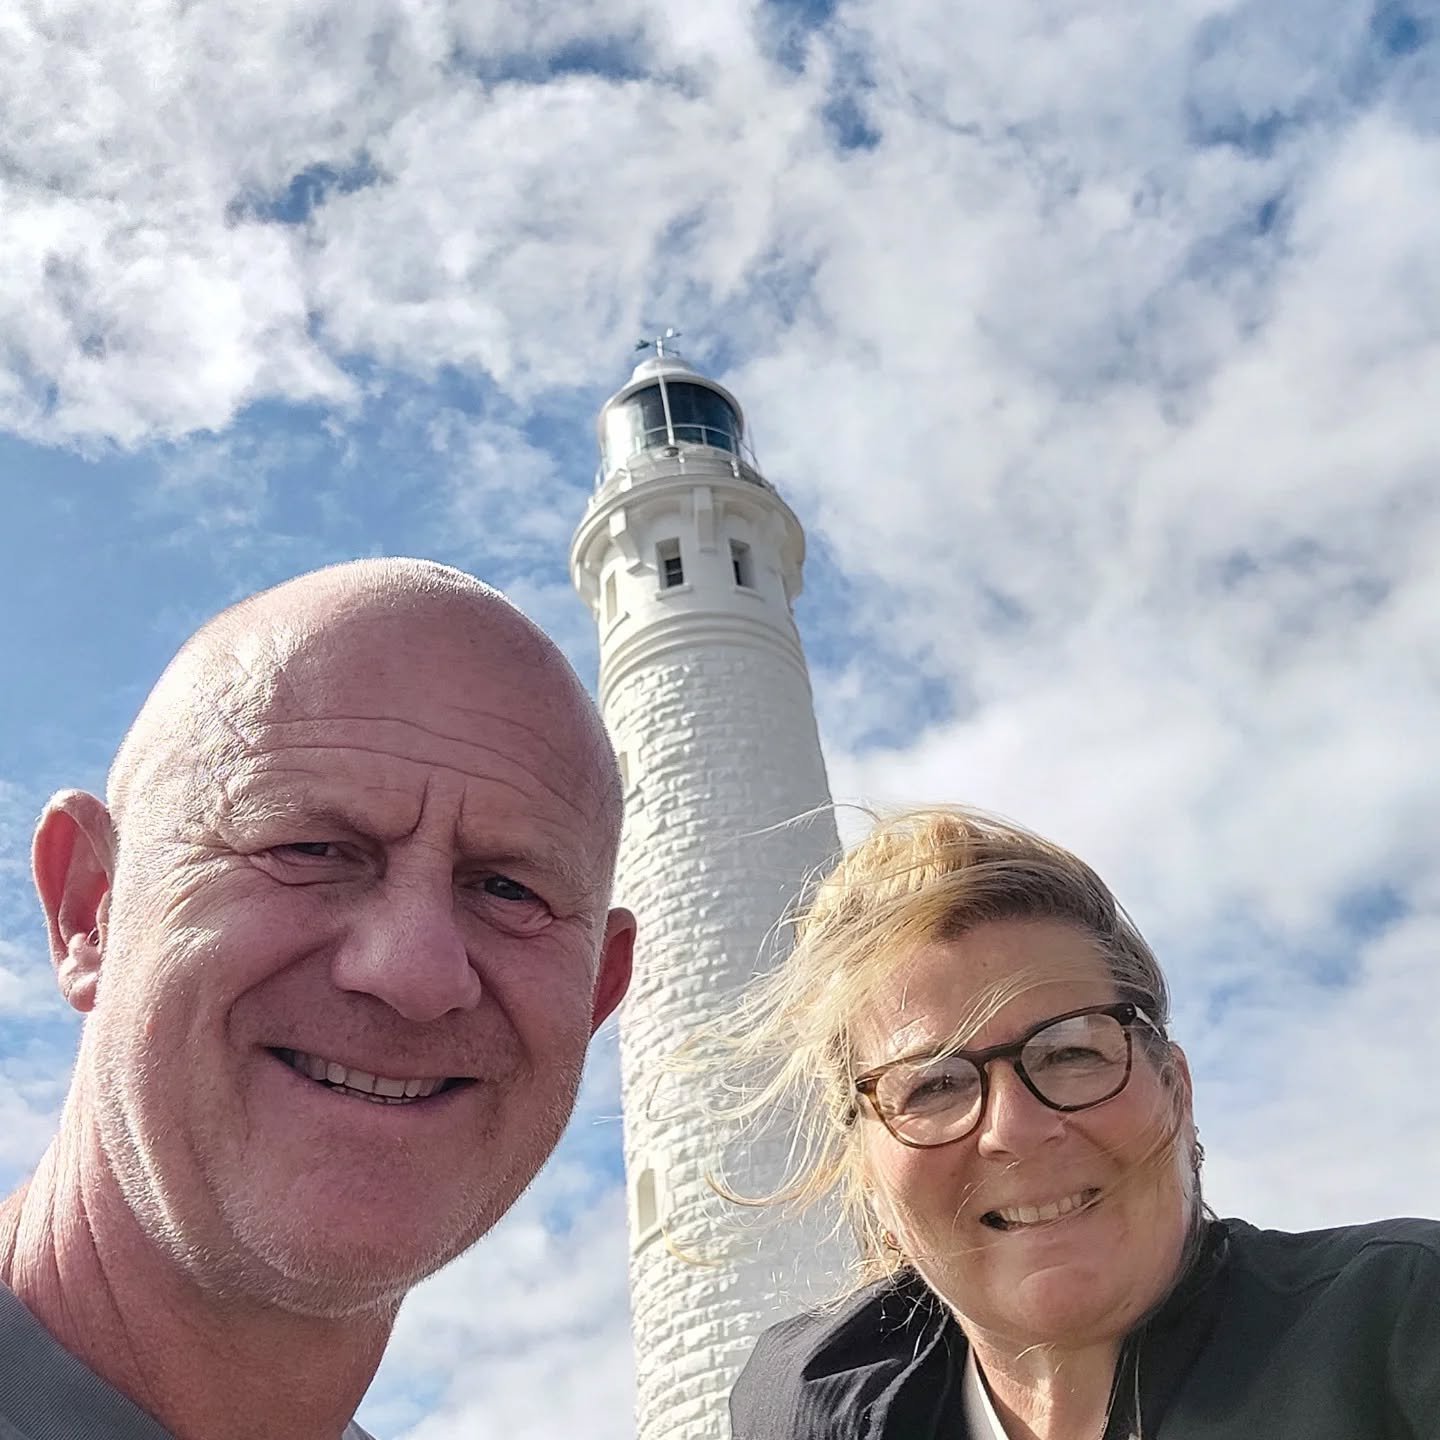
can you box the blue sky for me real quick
[3,0,1440,1435]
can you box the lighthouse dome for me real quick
[598,351,746,479]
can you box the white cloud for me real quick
[1199,899,1440,1229]
[0,937,70,1020]
[425,411,580,559]
[0,1068,71,1180]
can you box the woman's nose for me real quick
[974,1060,1066,1158]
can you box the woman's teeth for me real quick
[984,1188,1100,1230]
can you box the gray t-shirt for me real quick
[0,1283,375,1439]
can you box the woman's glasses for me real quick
[853,1002,1161,1149]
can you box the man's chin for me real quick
[218,1227,466,1321]
[202,1191,502,1320]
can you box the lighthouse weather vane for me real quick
[635,326,682,357]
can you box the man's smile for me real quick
[269,1048,469,1105]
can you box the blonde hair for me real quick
[690,805,1187,1293]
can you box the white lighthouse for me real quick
[570,342,843,1439]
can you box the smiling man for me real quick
[0,559,635,1440]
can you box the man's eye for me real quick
[470,874,551,935]
[275,842,338,859]
[480,875,539,904]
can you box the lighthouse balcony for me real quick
[589,442,773,505]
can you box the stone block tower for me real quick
[570,343,842,1439]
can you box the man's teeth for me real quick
[280,1050,445,1104]
[992,1189,1098,1227]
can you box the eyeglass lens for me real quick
[873,1011,1132,1145]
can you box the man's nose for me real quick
[974,1060,1066,1158]
[330,876,482,1022]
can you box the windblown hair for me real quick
[687,806,1189,1294]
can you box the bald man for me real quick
[0,560,635,1440]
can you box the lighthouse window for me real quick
[635,1167,659,1236]
[603,570,619,624]
[730,539,754,588]
[666,383,740,454]
[657,538,685,589]
[602,383,742,472]
[602,385,668,469]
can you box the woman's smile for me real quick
[980,1186,1103,1231]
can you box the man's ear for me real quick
[32,790,117,1015]
[590,907,636,1033]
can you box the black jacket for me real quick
[730,1218,1440,1439]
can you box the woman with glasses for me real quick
[713,807,1438,1440]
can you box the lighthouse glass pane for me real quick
[602,385,669,471]
[666,383,740,454]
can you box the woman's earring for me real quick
[881,1228,901,1254]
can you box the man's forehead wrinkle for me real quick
[225,727,610,849]
[259,616,608,784]
[109,603,291,793]
[248,710,603,814]
[243,738,591,827]
[183,679,285,822]
[218,791,417,844]
[109,679,262,851]
[218,763,605,898]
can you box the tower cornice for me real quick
[570,466,808,611]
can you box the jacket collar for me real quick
[1126,1217,1232,1436]
[795,1220,1232,1440]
